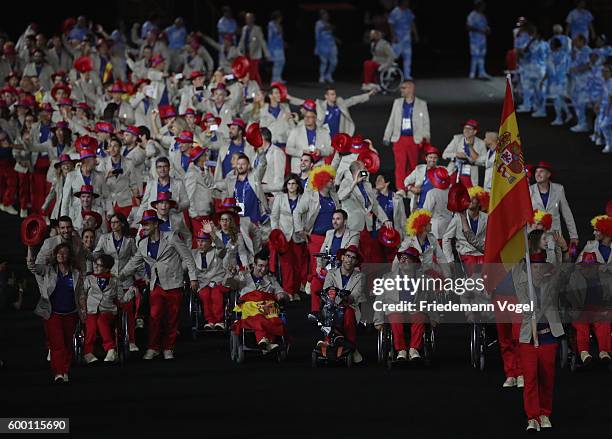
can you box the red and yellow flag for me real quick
[484,78,533,270]
[232,290,285,337]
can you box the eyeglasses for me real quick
[343,254,358,260]
[110,220,122,224]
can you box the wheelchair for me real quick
[379,63,404,94]
[310,287,354,368]
[115,308,130,365]
[469,321,494,372]
[186,285,233,340]
[229,293,289,364]
[377,319,436,369]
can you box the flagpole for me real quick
[506,72,539,347]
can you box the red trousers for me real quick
[360,228,384,263]
[84,312,116,354]
[31,156,50,213]
[44,312,78,376]
[573,314,611,353]
[520,342,557,419]
[389,312,426,350]
[0,158,17,206]
[148,286,183,351]
[308,234,327,312]
[363,60,380,84]
[17,172,30,210]
[275,240,300,295]
[382,246,398,263]
[392,136,420,191]
[460,254,484,276]
[343,306,357,345]
[494,295,523,378]
[294,241,309,290]
[247,58,262,87]
[198,285,230,324]
[119,298,136,343]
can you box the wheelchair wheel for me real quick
[377,329,385,364]
[229,332,237,361]
[470,323,485,370]
[187,290,199,341]
[559,337,569,369]
[311,350,318,368]
[73,322,84,366]
[423,326,434,366]
[277,348,287,363]
[236,343,245,364]
[346,352,353,368]
[119,312,129,365]
[380,65,403,93]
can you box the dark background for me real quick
[2,0,612,79]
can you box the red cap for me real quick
[78,148,97,160]
[123,125,140,137]
[74,184,99,198]
[20,214,48,246]
[377,227,401,248]
[174,130,194,144]
[357,150,380,174]
[74,56,93,73]
[331,133,352,154]
[463,119,479,131]
[231,56,250,79]
[447,181,470,213]
[139,209,162,224]
[82,210,103,229]
[336,245,364,266]
[397,247,421,262]
[245,122,263,148]
[302,99,316,113]
[51,82,71,100]
[533,161,554,176]
[95,121,114,134]
[350,134,368,154]
[270,81,288,102]
[189,146,208,163]
[151,191,178,209]
[188,71,205,80]
[228,118,246,130]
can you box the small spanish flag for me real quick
[232,290,284,337]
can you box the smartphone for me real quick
[209,124,219,131]
[360,170,369,178]
[174,73,184,80]
[224,74,235,81]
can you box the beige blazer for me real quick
[422,188,452,240]
[529,182,578,239]
[442,212,488,262]
[238,25,270,60]
[338,177,389,232]
[383,97,430,144]
[442,134,487,186]
[286,125,332,174]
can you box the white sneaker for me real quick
[595,137,604,146]
[408,347,421,360]
[265,343,279,353]
[539,415,552,429]
[531,110,547,118]
[143,349,159,360]
[3,205,17,215]
[516,105,531,113]
[47,349,50,362]
[589,133,598,142]
[129,343,139,352]
[469,72,476,79]
[290,293,301,302]
[396,349,407,360]
[517,375,525,388]
[602,145,611,154]
[163,350,174,360]
[526,419,540,431]
[203,323,214,330]
[598,351,611,361]
[305,282,311,295]
[570,124,589,133]
[550,118,563,126]
[104,349,117,362]
[83,353,98,364]
[135,318,144,329]
[54,374,65,383]
[19,208,27,218]
[503,377,517,387]
[63,373,69,383]
[258,337,270,349]
[214,322,225,330]
[318,77,326,84]
[352,350,363,364]
[580,350,592,364]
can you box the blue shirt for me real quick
[268,104,281,119]
[81,171,92,186]
[97,277,110,291]
[147,238,160,260]
[421,237,430,253]
[112,235,123,253]
[388,7,415,43]
[306,128,317,148]
[300,177,308,189]
[469,216,479,235]
[312,195,336,236]
[180,153,190,172]
[566,8,594,40]
[288,196,298,213]
[467,10,488,47]
[165,25,187,49]
[341,274,351,288]
[377,192,394,225]
[401,101,414,136]
[324,105,341,136]
[200,253,208,269]
[330,234,343,258]
[314,20,336,56]
[599,243,611,262]
[417,174,434,208]
[539,191,549,208]
[222,141,244,177]
[159,218,171,232]
[235,177,261,223]
[217,17,238,43]
[357,182,370,208]
[157,181,170,193]
[39,123,52,143]
[267,21,284,51]
[50,270,76,314]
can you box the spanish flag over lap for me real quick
[232,290,285,337]
[484,77,533,287]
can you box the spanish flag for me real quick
[232,290,285,337]
[484,78,533,286]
